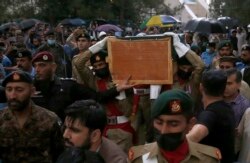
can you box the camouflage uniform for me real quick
[0,103,64,163]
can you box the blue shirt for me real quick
[201,51,216,69]
[226,93,250,126]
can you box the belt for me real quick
[107,116,129,125]
[133,88,150,95]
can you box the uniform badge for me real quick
[128,148,134,161]
[13,72,20,80]
[43,55,48,61]
[18,53,23,57]
[215,149,222,160]
[170,100,182,113]
[95,56,100,61]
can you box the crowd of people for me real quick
[0,20,250,163]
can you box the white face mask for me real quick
[47,39,56,45]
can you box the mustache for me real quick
[64,138,74,146]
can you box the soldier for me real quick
[15,49,35,77]
[61,100,128,163]
[128,89,221,163]
[31,51,133,120]
[0,70,64,162]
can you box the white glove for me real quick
[88,37,108,54]
[163,32,189,58]
[150,85,162,100]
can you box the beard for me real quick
[64,135,91,150]
[8,98,30,111]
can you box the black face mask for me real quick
[154,129,184,151]
[177,69,192,80]
[95,67,110,78]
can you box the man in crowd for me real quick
[187,69,235,163]
[0,70,64,162]
[223,68,250,126]
[15,49,35,77]
[201,42,217,69]
[61,100,128,163]
[129,89,221,163]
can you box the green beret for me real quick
[2,70,33,87]
[218,40,231,50]
[151,89,193,118]
[241,44,250,51]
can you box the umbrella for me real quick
[19,18,42,30]
[217,17,239,30]
[0,22,19,33]
[60,18,86,27]
[95,24,123,32]
[144,15,181,28]
[184,18,226,34]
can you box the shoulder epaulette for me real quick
[128,142,157,161]
[192,142,222,160]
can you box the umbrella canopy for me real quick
[217,17,239,30]
[60,18,86,27]
[95,24,123,32]
[184,18,226,34]
[145,15,181,28]
[19,18,43,30]
[0,22,19,33]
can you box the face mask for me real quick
[154,129,184,151]
[47,39,56,45]
[206,48,212,53]
[177,69,192,80]
[95,67,110,78]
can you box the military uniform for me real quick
[72,50,135,152]
[0,103,64,163]
[128,141,221,163]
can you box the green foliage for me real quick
[0,0,181,26]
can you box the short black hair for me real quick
[65,100,107,133]
[225,68,242,83]
[201,69,227,96]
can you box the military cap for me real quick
[241,44,250,51]
[75,32,91,41]
[177,56,192,65]
[45,29,55,36]
[32,51,54,64]
[219,56,239,64]
[151,89,193,118]
[218,40,231,50]
[90,51,107,65]
[15,49,32,59]
[2,70,33,87]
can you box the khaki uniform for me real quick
[72,51,134,152]
[172,50,205,113]
[0,103,64,163]
[128,141,221,163]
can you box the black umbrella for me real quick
[60,18,86,27]
[184,18,226,34]
[217,17,239,30]
[19,18,42,30]
[0,22,19,33]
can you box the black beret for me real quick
[2,70,33,87]
[16,49,32,59]
[151,89,193,118]
[32,51,54,64]
[90,51,107,65]
[75,32,91,41]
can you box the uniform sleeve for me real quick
[71,82,119,103]
[50,118,65,162]
[197,110,218,132]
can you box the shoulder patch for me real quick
[128,143,157,161]
[193,142,222,160]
